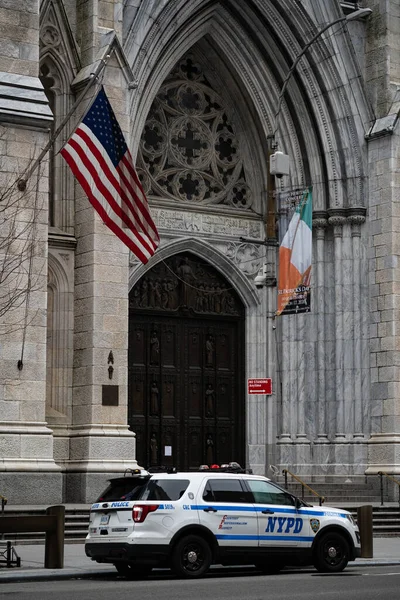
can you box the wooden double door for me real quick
[128,253,245,471]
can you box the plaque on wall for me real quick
[102,385,119,406]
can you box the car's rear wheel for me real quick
[171,535,212,578]
[114,562,152,579]
[313,531,350,573]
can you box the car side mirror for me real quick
[294,497,303,509]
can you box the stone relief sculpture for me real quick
[177,256,195,307]
[129,254,242,317]
[140,279,149,307]
[150,381,159,415]
[150,331,160,364]
[205,335,214,366]
[205,383,215,417]
[206,433,214,465]
[150,433,158,465]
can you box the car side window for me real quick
[246,479,295,506]
[139,479,190,501]
[203,479,251,503]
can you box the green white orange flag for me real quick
[276,187,312,316]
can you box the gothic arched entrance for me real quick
[128,252,245,470]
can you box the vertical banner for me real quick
[276,187,312,316]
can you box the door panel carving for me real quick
[129,253,244,470]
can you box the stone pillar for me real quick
[66,84,138,501]
[0,0,62,503]
[76,0,98,66]
[328,210,347,440]
[366,126,400,489]
[363,0,400,494]
[348,209,367,438]
[247,278,269,476]
[277,312,294,469]
[313,213,328,439]
[312,213,330,470]
[65,1,137,502]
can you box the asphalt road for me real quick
[1,566,400,600]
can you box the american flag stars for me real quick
[82,92,127,167]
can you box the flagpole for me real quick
[17,55,110,191]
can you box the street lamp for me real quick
[266,6,371,242]
[272,7,372,139]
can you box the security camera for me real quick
[270,151,290,178]
[254,265,268,288]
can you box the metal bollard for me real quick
[357,505,373,558]
[44,505,65,569]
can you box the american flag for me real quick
[61,87,159,263]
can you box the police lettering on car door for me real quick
[244,478,312,546]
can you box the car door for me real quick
[196,477,258,547]
[245,479,312,547]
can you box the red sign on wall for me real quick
[248,378,272,395]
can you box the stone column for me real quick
[348,209,367,438]
[328,210,347,440]
[277,313,294,467]
[66,1,138,501]
[66,82,138,502]
[313,212,329,440]
[76,0,98,66]
[312,213,330,471]
[247,274,269,475]
[294,314,311,474]
[0,0,62,503]
[366,126,400,489]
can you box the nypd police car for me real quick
[85,466,361,578]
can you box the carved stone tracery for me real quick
[137,53,253,209]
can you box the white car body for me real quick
[85,470,361,578]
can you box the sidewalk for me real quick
[1,538,400,582]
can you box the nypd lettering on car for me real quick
[265,516,303,534]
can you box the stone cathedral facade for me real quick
[0,0,400,503]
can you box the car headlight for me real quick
[345,513,356,526]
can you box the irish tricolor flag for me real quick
[277,188,312,316]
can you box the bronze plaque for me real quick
[102,385,119,406]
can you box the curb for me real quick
[1,560,400,583]
[0,568,115,583]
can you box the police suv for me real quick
[85,465,361,579]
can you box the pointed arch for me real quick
[39,0,80,232]
[46,252,73,422]
[129,237,260,309]
[125,0,371,210]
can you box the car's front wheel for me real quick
[171,535,212,578]
[313,531,350,573]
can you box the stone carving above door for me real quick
[137,53,253,209]
[130,253,243,316]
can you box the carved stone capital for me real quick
[312,210,329,229]
[347,207,366,237]
[328,209,346,237]
[312,211,328,240]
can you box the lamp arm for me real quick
[272,15,346,138]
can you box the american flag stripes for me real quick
[61,87,159,263]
